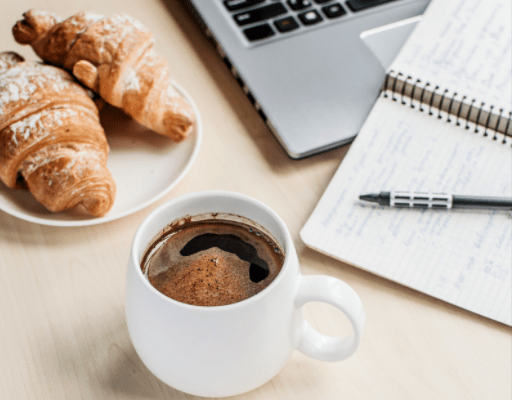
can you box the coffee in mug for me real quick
[140,215,285,306]
[126,191,365,397]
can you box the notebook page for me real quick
[389,0,512,111]
[301,98,512,325]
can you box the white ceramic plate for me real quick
[0,82,202,226]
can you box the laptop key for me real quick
[322,3,347,18]
[243,23,275,41]
[234,3,288,26]
[346,0,397,12]
[298,9,323,25]
[224,0,265,12]
[287,0,312,11]
[274,16,300,33]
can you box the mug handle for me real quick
[295,275,365,362]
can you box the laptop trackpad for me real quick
[361,16,421,70]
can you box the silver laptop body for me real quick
[182,0,431,158]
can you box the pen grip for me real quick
[390,191,451,208]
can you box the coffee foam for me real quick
[141,217,284,306]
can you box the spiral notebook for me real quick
[301,0,512,325]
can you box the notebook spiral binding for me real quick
[383,71,512,144]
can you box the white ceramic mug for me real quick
[125,191,365,397]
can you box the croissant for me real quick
[0,52,116,217]
[13,10,195,142]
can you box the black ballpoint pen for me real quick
[359,191,512,209]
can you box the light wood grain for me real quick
[0,0,510,399]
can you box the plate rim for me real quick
[0,81,202,227]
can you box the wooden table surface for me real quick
[0,0,510,399]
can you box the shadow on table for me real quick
[33,308,179,398]
[34,304,325,399]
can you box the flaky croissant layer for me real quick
[22,143,116,216]
[13,10,196,142]
[0,52,116,217]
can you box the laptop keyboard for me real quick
[223,0,399,42]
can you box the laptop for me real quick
[180,0,431,158]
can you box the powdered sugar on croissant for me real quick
[13,10,195,142]
[0,52,116,217]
